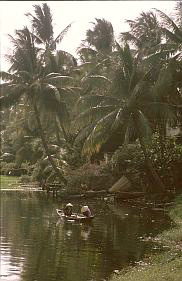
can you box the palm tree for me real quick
[26,3,72,52]
[154,7,182,48]
[148,7,182,140]
[75,43,167,192]
[76,18,116,107]
[120,11,162,57]
[26,3,79,147]
[121,7,182,156]
[175,1,182,28]
[81,18,114,54]
[35,49,78,148]
[0,27,68,184]
[77,18,115,79]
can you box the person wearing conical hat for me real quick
[81,205,92,217]
[64,203,73,216]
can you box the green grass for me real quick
[0,175,20,189]
[110,194,182,281]
[111,254,182,281]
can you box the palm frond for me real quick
[31,33,44,44]
[120,32,140,47]
[154,8,181,33]
[0,84,25,108]
[53,23,72,45]
[7,28,40,73]
[74,124,95,145]
[54,50,77,67]
[26,3,53,44]
[44,84,60,102]
[46,75,73,87]
[77,47,98,62]
[76,62,95,72]
[144,48,177,65]
[111,107,129,131]
[161,27,182,43]
[82,110,117,155]
[0,71,20,82]
[129,80,146,105]
[143,102,176,123]
[84,18,114,53]
[77,95,118,109]
[81,75,112,90]
[152,67,173,99]
[75,105,117,129]
[135,110,152,139]
[111,68,129,98]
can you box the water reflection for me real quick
[80,225,92,240]
[0,191,172,281]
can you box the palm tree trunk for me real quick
[55,119,61,145]
[138,135,165,193]
[33,101,67,184]
[158,121,166,160]
[60,122,69,143]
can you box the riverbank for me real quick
[110,194,182,281]
[0,175,20,188]
[0,175,40,190]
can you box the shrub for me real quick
[0,162,17,175]
[67,163,114,192]
[20,174,32,183]
[111,134,182,191]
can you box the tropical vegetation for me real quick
[0,2,182,197]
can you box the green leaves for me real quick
[26,3,72,52]
[44,84,60,102]
[26,3,53,45]
[0,84,25,108]
[81,75,112,91]
[85,18,114,53]
[0,71,20,83]
[46,74,73,87]
[82,111,117,155]
[53,23,72,45]
[136,110,152,139]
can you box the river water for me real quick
[0,190,172,281]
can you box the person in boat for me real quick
[81,205,92,218]
[64,203,73,216]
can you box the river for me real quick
[0,190,172,281]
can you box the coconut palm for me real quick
[76,18,117,106]
[120,11,162,57]
[26,3,72,52]
[36,49,79,147]
[77,18,115,81]
[141,7,182,66]
[0,27,70,184]
[83,18,114,54]
[154,8,182,48]
[26,3,79,146]
[146,7,182,139]
[174,1,182,28]
[120,8,182,153]
[75,44,171,191]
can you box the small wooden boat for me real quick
[56,209,94,223]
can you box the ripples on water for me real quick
[0,191,172,281]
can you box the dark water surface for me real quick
[0,190,172,281]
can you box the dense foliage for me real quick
[0,2,182,195]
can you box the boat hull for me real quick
[56,209,94,223]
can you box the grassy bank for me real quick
[110,195,182,281]
[0,175,20,189]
